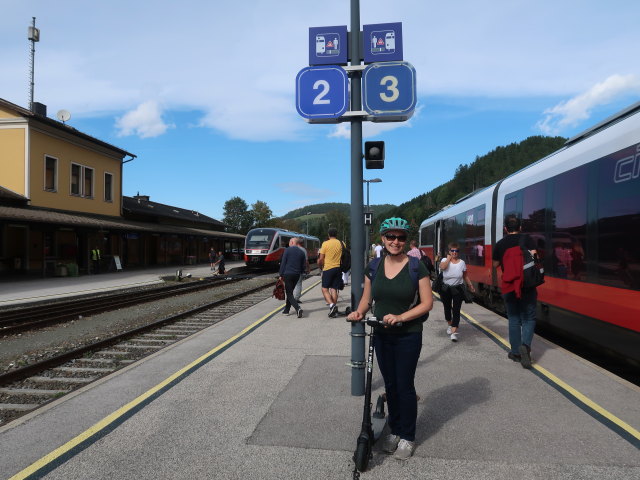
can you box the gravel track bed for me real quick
[0,276,277,375]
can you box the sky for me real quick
[2,0,640,221]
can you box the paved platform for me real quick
[1,279,639,480]
[0,261,246,307]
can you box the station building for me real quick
[0,97,243,277]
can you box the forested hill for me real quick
[281,202,396,219]
[383,135,567,230]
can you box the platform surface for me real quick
[1,278,639,480]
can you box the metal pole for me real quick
[349,0,365,396]
[28,17,37,111]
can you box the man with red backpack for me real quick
[492,215,538,369]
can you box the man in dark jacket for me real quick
[279,242,306,318]
[493,214,538,368]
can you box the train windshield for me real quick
[246,231,275,248]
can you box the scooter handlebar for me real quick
[347,316,401,328]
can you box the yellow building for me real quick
[0,98,244,276]
[0,98,133,216]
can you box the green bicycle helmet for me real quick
[379,217,410,234]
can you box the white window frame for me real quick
[104,172,114,202]
[44,155,58,192]
[70,162,82,196]
[83,166,94,199]
[69,162,95,199]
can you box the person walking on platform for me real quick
[347,217,433,460]
[209,247,217,271]
[374,241,384,258]
[292,237,309,303]
[492,214,538,368]
[213,251,225,275]
[318,228,343,317]
[279,239,306,318]
[439,243,475,342]
[91,246,101,274]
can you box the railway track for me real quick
[0,271,256,336]
[0,276,283,426]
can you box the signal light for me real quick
[364,141,384,169]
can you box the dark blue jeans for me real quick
[282,274,301,313]
[503,288,537,354]
[374,331,422,442]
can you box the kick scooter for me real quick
[349,317,394,478]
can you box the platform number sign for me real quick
[362,61,416,121]
[296,66,349,122]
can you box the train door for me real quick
[434,219,445,270]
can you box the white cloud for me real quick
[115,101,174,138]
[536,74,640,135]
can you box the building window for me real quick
[84,167,94,198]
[104,172,113,202]
[71,164,81,195]
[44,156,57,191]
[70,163,95,199]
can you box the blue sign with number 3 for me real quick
[296,66,349,122]
[362,61,416,121]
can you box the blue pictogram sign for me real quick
[296,65,349,122]
[309,26,348,65]
[362,22,403,64]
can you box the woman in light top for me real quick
[439,243,474,342]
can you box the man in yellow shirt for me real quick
[318,228,343,317]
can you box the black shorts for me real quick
[322,267,342,289]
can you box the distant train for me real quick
[420,102,640,367]
[244,228,320,268]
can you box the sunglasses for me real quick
[450,249,459,252]
[384,234,407,242]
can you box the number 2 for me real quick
[379,75,399,102]
[313,80,330,105]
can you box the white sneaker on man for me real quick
[393,439,415,460]
[450,332,459,342]
[446,325,452,335]
[381,434,400,454]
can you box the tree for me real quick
[325,209,350,243]
[223,196,253,234]
[251,200,272,227]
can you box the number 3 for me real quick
[313,80,330,105]
[379,75,399,102]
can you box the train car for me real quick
[244,228,320,268]
[420,102,640,367]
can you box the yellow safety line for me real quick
[460,307,640,441]
[9,279,322,480]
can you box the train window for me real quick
[595,145,640,290]
[521,180,547,262]
[421,225,434,246]
[246,231,275,249]
[504,194,518,216]
[550,167,587,281]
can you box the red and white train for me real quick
[244,228,320,268]
[420,102,640,367]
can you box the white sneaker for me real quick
[450,332,458,342]
[446,325,452,335]
[382,434,400,454]
[393,439,415,460]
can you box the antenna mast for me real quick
[28,17,40,112]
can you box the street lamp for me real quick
[363,178,382,260]
[306,212,311,235]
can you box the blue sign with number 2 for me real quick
[296,66,349,122]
